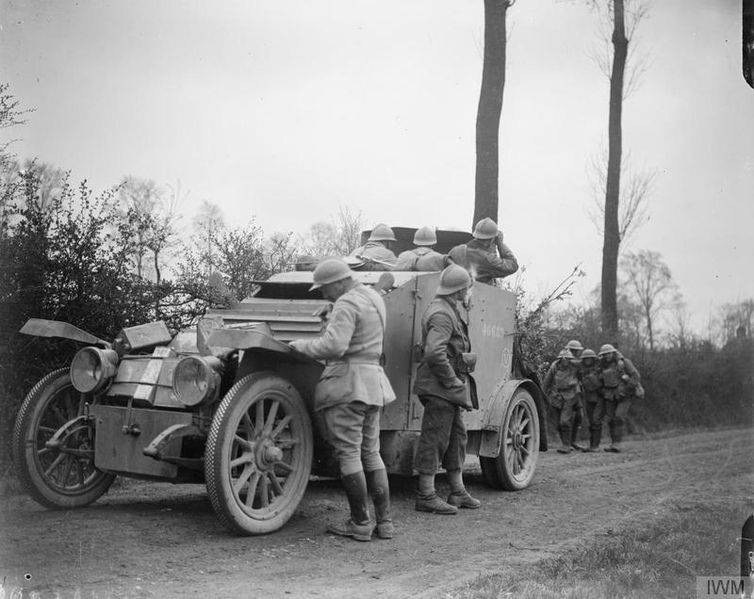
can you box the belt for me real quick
[326,357,380,366]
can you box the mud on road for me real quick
[1,427,751,598]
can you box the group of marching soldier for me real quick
[542,340,643,454]
[290,218,641,543]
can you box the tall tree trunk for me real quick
[474,0,510,227]
[601,0,628,338]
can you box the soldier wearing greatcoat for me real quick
[578,348,604,452]
[413,264,481,515]
[349,223,397,271]
[542,350,581,454]
[393,226,445,272]
[290,258,396,541]
[446,218,518,284]
[597,344,641,453]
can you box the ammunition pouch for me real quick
[460,352,477,373]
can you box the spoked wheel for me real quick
[205,372,313,535]
[12,368,115,508]
[480,388,540,491]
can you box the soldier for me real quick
[413,264,480,515]
[393,226,445,271]
[597,344,641,453]
[564,339,585,450]
[579,348,603,452]
[542,349,581,454]
[349,223,397,271]
[290,258,396,541]
[446,217,518,284]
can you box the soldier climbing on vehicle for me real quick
[542,350,581,454]
[446,217,518,284]
[393,226,445,271]
[350,223,397,271]
[597,344,641,453]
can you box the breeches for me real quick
[584,395,605,431]
[551,394,580,430]
[414,396,467,476]
[604,398,631,442]
[321,401,384,476]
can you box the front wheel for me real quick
[480,388,540,491]
[12,368,115,508]
[204,373,313,535]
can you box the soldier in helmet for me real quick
[563,339,585,450]
[446,217,518,284]
[393,226,445,272]
[542,349,581,454]
[579,348,604,452]
[290,258,396,541]
[597,344,641,452]
[350,223,397,271]
[413,264,480,514]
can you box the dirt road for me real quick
[1,427,751,598]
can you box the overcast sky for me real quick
[1,0,752,333]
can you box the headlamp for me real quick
[172,356,221,407]
[70,347,119,393]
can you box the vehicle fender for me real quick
[206,327,317,367]
[479,378,548,458]
[19,318,108,347]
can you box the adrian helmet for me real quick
[413,226,437,247]
[472,217,499,240]
[368,223,396,242]
[436,264,472,296]
[309,258,352,290]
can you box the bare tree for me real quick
[718,299,754,342]
[588,152,656,246]
[303,205,364,257]
[620,249,677,351]
[192,200,225,277]
[473,0,515,227]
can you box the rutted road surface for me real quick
[1,427,751,598]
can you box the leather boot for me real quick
[570,426,585,451]
[584,428,601,452]
[415,474,457,514]
[557,427,572,454]
[327,471,375,541]
[366,469,394,539]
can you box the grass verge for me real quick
[449,500,749,599]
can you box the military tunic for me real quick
[413,296,476,475]
[597,354,640,444]
[447,239,518,284]
[350,241,397,271]
[579,360,604,432]
[294,283,395,475]
[393,247,445,272]
[542,359,580,431]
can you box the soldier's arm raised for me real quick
[293,298,357,360]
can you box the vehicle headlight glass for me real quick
[173,356,221,407]
[70,347,119,393]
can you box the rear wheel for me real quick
[205,373,313,535]
[480,388,540,491]
[12,368,115,508]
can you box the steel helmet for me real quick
[581,348,597,359]
[566,339,584,351]
[472,217,499,240]
[413,226,437,246]
[309,258,352,290]
[557,350,571,360]
[368,223,396,242]
[436,264,471,296]
[598,343,616,356]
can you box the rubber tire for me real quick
[479,388,540,491]
[205,372,313,535]
[12,368,115,508]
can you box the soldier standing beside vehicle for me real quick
[413,264,481,515]
[579,349,603,452]
[542,350,581,454]
[446,217,518,284]
[350,223,397,271]
[393,226,445,271]
[289,258,396,541]
[597,344,641,453]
